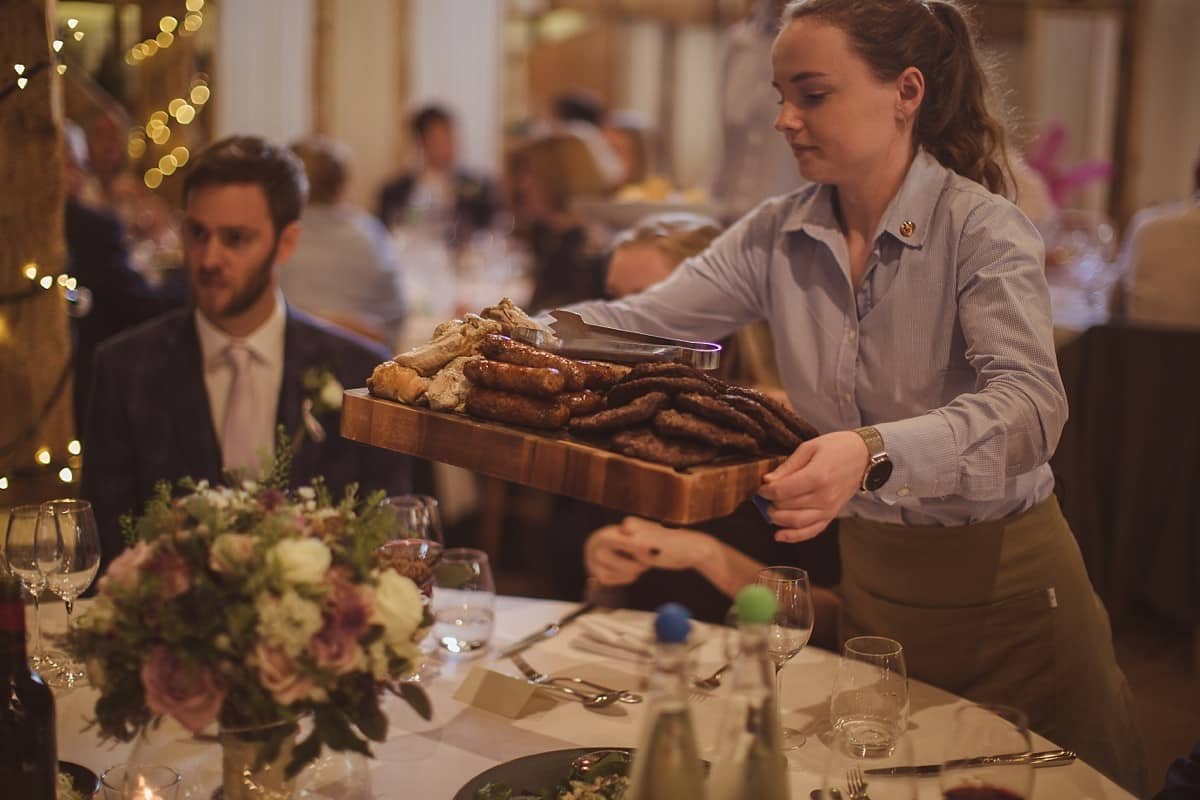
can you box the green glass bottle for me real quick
[706,586,790,800]
[625,603,707,800]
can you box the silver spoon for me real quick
[544,683,623,709]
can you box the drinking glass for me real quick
[3,505,62,671]
[381,494,445,545]
[37,499,101,688]
[939,704,1034,800]
[431,548,495,655]
[754,566,814,749]
[830,635,909,757]
[378,495,445,596]
[821,728,918,800]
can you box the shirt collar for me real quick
[782,149,948,250]
[195,289,287,370]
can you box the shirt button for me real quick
[848,331,857,343]
[844,393,853,402]
[897,487,911,497]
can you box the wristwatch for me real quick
[854,426,893,492]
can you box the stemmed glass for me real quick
[754,565,814,749]
[37,499,101,688]
[3,505,63,672]
[377,495,445,596]
[940,704,1034,800]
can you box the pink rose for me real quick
[140,647,226,732]
[209,533,258,574]
[324,567,370,639]
[308,626,362,675]
[150,550,190,599]
[100,541,153,593]
[252,642,319,705]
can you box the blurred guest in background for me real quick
[63,120,172,434]
[710,0,806,222]
[507,133,611,311]
[602,109,653,189]
[1119,151,1200,330]
[548,90,624,188]
[377,104,498,238]
[283,137,407,347]
[84,136,410,578]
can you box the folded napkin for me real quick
[570,614,707,661]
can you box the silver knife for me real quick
[865,749,1076,777]
[498,603,596,658]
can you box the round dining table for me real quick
[47,596,1134,799]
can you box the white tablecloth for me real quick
[46,596,1133,799]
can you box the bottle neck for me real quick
[646,642,693,704]
[731,623,776,691]
[0,589,29,673]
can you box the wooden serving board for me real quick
[340,389,782,525]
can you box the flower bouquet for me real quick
[69,477,432,797]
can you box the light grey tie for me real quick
[221,342,260,474]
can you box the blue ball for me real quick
[654,602,692,644]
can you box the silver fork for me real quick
[509,653,642,703]
[846,767,869,800]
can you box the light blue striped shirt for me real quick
[568,150,1066,526]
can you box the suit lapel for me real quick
[165,312,223,482]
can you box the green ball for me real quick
[735,585,777,625]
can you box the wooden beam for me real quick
[0,0,74,505]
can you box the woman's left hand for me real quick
[758,430,869,542]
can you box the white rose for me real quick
[297,487,316,500]
[268,538,331,585]
[320,378,344,411]
[256,590,324,657]
[372,570,423,646]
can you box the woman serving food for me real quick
[563,0,1144,791]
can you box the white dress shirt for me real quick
[194,291,287,473]
[1120,196,1200,330]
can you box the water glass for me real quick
[3,505,61,671]
[940,704,1034,800]
[100,763,181,799]
[431,548,495,655]
[830,635,909,757]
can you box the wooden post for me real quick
[0,0,75,506]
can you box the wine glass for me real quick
[3,505,62,672]
[830,635,909,757]
[37,499,101,688]
[940,704,1034,800]
[377,495,445,595]
[754,565,814,749]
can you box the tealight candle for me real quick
[99,763,181,800]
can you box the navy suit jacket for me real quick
[82,305,411,576]
[376,168,498,232]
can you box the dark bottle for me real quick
[0,575,57,799]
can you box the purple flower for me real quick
[140,647,226,732]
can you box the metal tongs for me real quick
[511,310,722,368]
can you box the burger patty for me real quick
[723,385,819,440]
[720,394,802,452]
[675,392,766,442]
[568,391,670,434]
[653,409,760,454]
[605,376,715,408]
[611,427,718,469]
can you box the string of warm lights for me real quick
[1,17,80,101]
[128,73,210,189]
[124,0,206,66]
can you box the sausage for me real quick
[722,385,819,440]
[463,358,566,398]
[479,334,588,391]
[605,376,715,408]
[568,392,670,434]
[562,390,606,417]
[465,387,570,430]
[578,360,630,390]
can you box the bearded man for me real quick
[83,136,411,577]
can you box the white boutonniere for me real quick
[299,366,344,444]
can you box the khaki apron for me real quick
[839,496,1146,796]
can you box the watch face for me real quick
[864,458,893,492]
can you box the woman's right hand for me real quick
[584,518,713,586]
